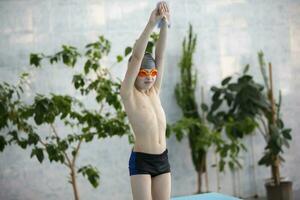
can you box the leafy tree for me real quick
[0,35,133,200]
[167,24,224,193]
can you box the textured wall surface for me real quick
[0,0,300,199]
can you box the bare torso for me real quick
[121,86,167,154]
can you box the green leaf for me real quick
[58,140,68,151]
[31,147,44,163]
[46,144,62,162]
[99,35,105,42]
[30,53,43,67]
[145,42,154,54]
[219,159,226,172]
[277,118,284,129]
[228,161,234,170]
[228,83,240,91]
[0,135,7,152]
[212,91,221,101]
[28,133,40,145]
[84,133,94,142]
[116,55,123,62]
[72,74,85,89]
[62,54,70,65]
[20,72,29,79]
[200,103,208,112]
[211,86,219,92]
[85,43,93,48]
[125,47,132,56]
[221,77,232,86]
[240,143,247,152]
[84,60,91,74]
[34,114,43,125]
[243,64,250,74]
[258,153,272,166]
[78,165,100,188]
[225,93,234,106]
[282,128,292,140]
[18,140,27,149]
[211,164,217,168]
[0,103,8,129]
[128,134,135,144]
[8,130,18,142]
[49,55,59,64]
[211,99,222,111]
[91,63,99,71]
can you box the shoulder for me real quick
[120,85,138,101]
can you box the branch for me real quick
[50,123,72,168]
[35,129,70,167]
[72,139,83,167]
[38,137,48,147]
[50,123,59,138]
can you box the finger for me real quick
[157,6,161,16]
[160,3,165,13]
[163,3,168,13]
[160,3,164,14]
[159,2,164,12]
[165,3,169,13]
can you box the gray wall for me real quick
[1,0,300,199]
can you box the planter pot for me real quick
[265,181,293,200]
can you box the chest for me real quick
[122,87,166,125]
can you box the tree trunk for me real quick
[196,155,206,193]
[197,168,203,193]
[272,156,281,185]
[268,63,281,186]
[71,167,80,200]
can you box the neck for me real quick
[139,87,151,94]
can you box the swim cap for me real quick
[140,53,156,69]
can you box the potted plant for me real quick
[257,51,293,200]
[206,61,282,198]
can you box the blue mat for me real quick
[171,192,241,200]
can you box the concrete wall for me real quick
[0,0,300,199]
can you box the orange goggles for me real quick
[138,68,158,77]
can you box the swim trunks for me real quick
[128,148,171,177]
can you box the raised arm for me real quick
[154,2,170,93]
[120,8,162,98]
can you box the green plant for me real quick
[207,51,292,189]
[167,24,222,193]
[257,51,292,185]
[146,32,159,53]
[207,65,269,172]
[0,35,133,200]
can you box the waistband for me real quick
[131,148,168,157]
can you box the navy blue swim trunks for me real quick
[128,148,171,177]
